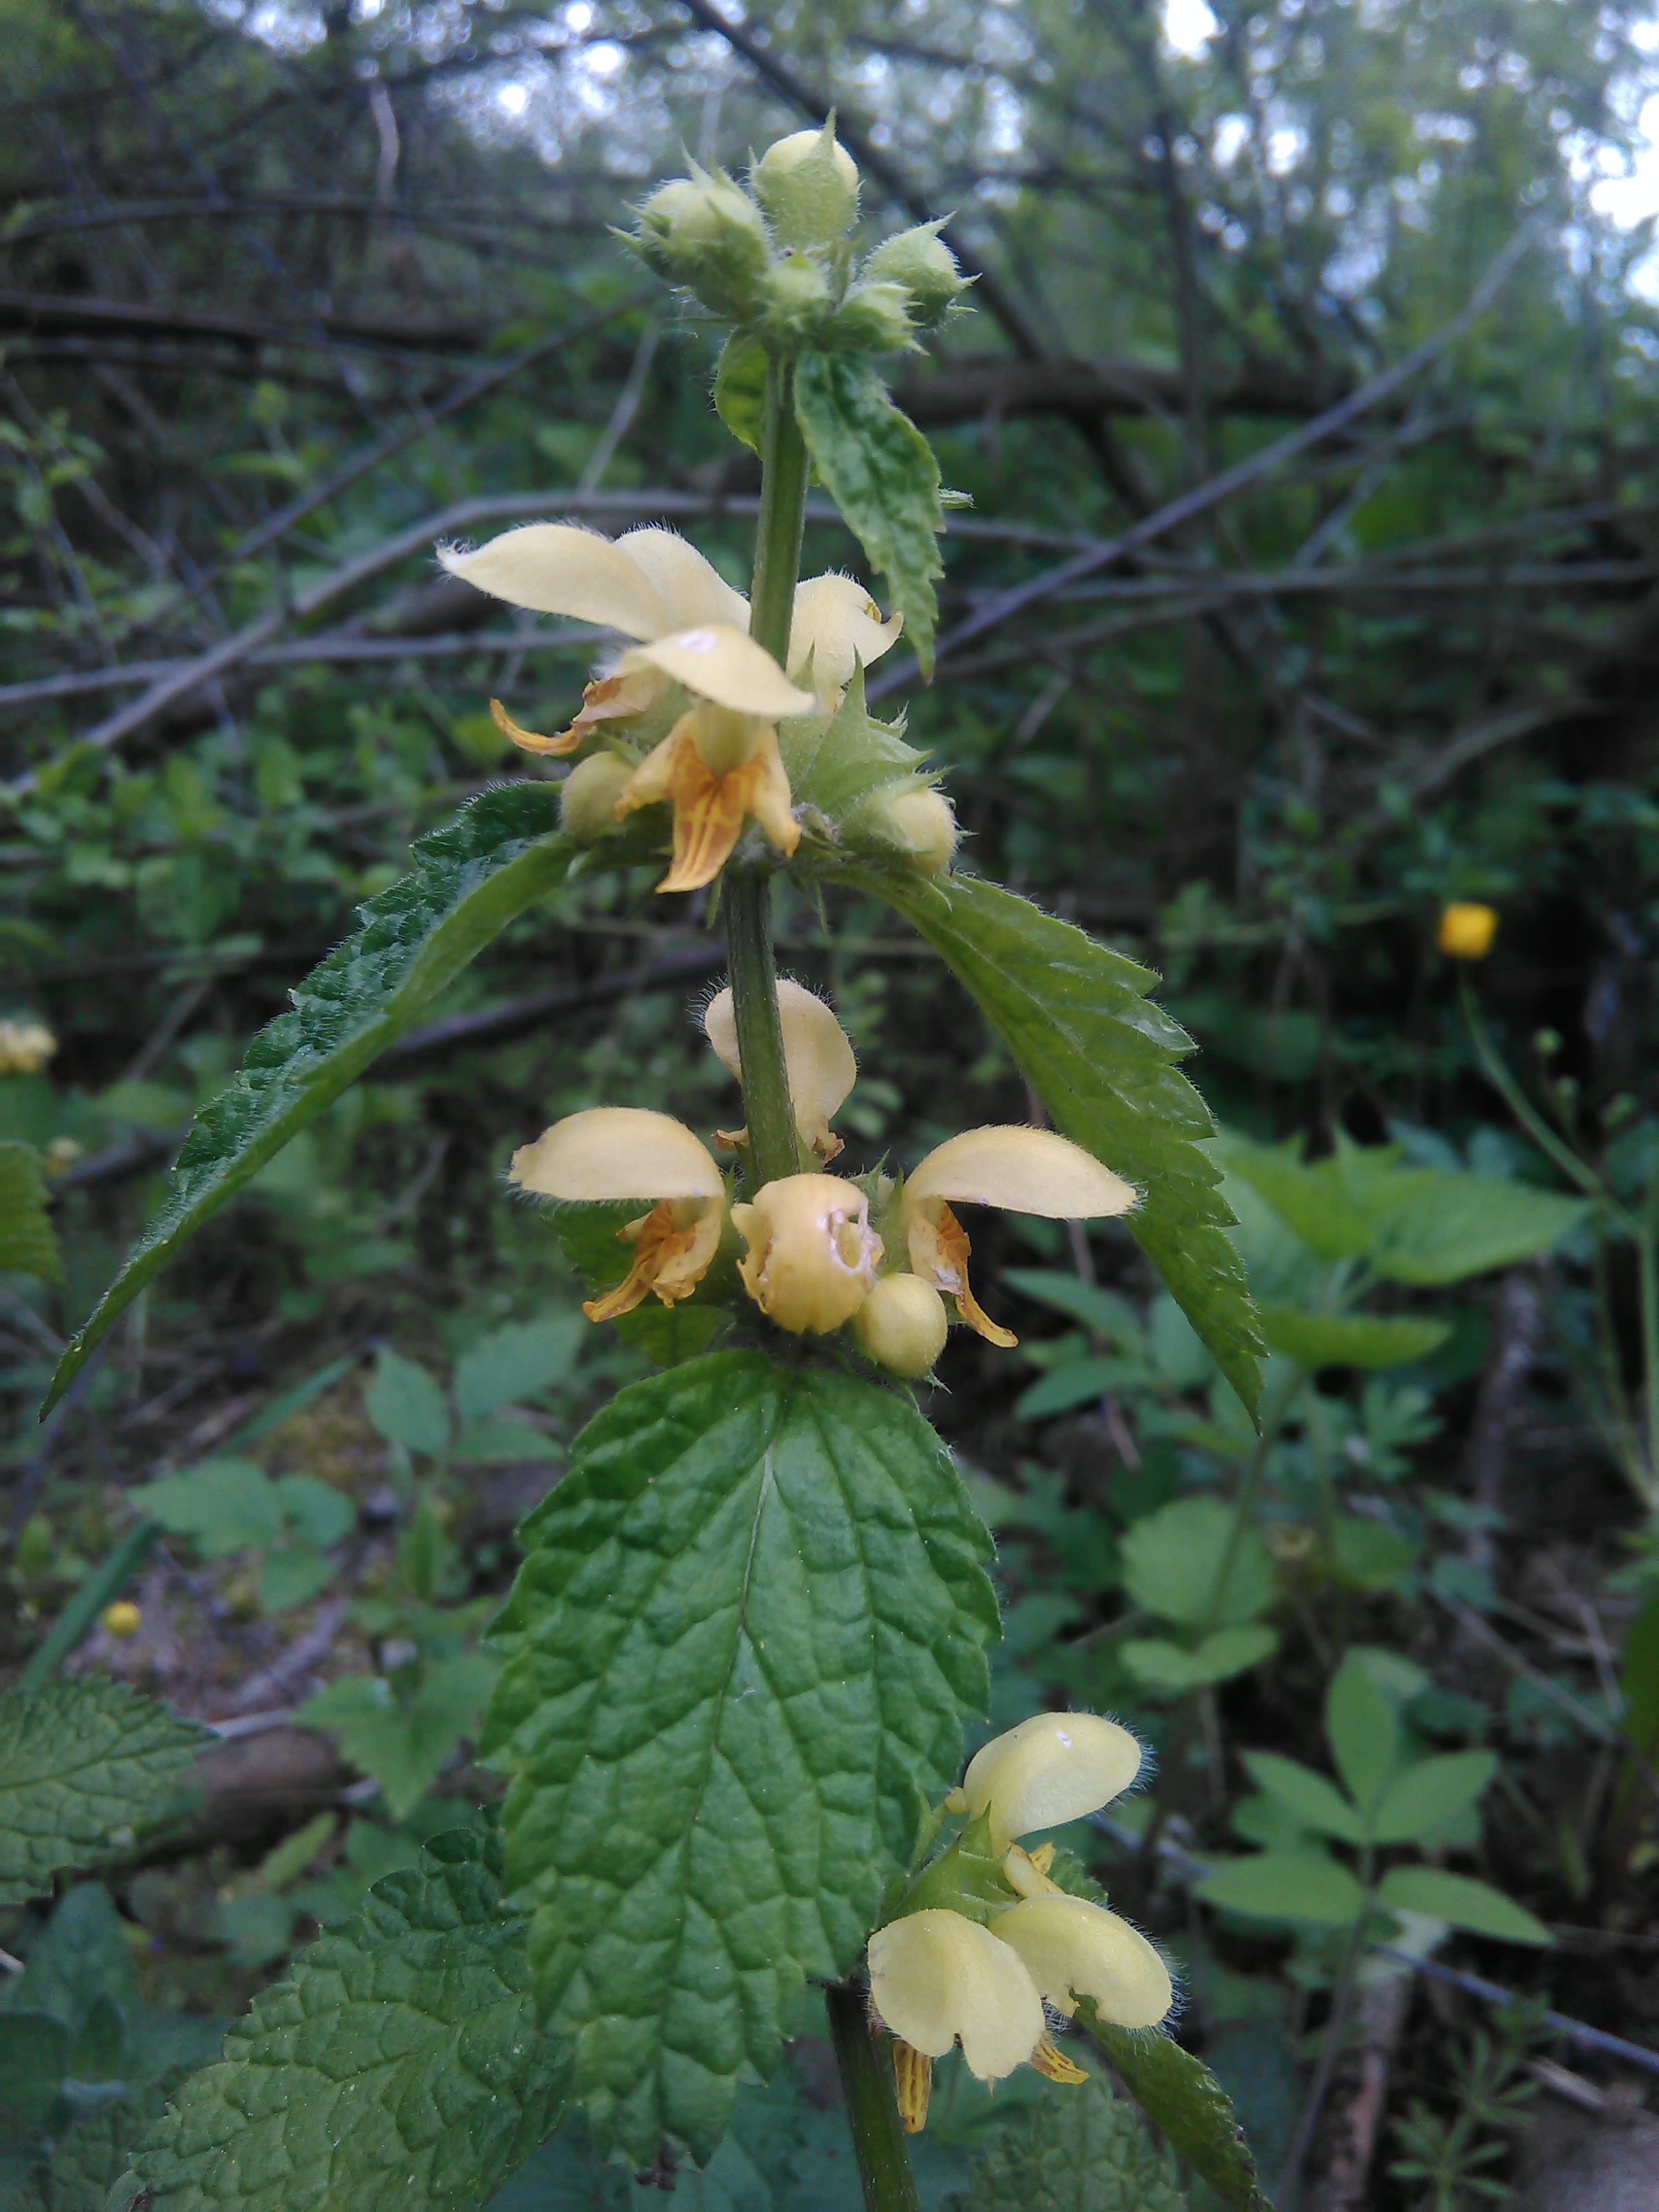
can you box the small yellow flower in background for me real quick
[901,1127,1138,1347]
[702,979,856,1162]
[868,1711,1170,2122]
[731,1174,882,1333]
[508,1107,727,1322]
[0,1019,57,1076]
[101,1600,142,1639]
[44,1136,84,1176]
[1437,902,1498,960]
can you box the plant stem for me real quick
[724,352,812,1190]
[825,1978,921,2212]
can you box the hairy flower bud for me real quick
[635,171,771,319]
[825,279,917,355]
[854,1273,948,1377]
[887,787,958,874]
[559,751,636,843]
[758,252,833,342]
[752,122,860,249]
[865,223,972,328]
[731,1174,882,1333]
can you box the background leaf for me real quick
[453,1316,581,1429]
[1257,1307,1450,1371]
[1120,1499,1275,1629]
[483,1348,997,2165]
[365,1348,453,1459]
[1368,1750,1497,1845]
[959,2067,1188,2211]
[125,1824,567,2210]
[1239,1752,1365,1844]
[849,870,1263,1416]
[44,789,572,1412]
[1196,1851,1367,1927]
[0,1679,205,1905]
[1324,1653,1403,1817]
[1376,1866,1550,1943]
[794,352,944,673]
[0,1143,62,1284]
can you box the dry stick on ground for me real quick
[1305,1954,1418,2212]
[1459,1268,1545,1630]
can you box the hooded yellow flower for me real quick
[507,1106,727,1322]
[899,1127,1138,1347]
[868,1712,1170,2128]
[731,1173,883,1333]
[438,525,902,889]
[702,977,857,1162]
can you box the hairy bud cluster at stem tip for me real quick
[508,982,1138,1378]
[628,120,971,346]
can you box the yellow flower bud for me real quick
[752,122,860,249]
[635,171,771,318]
[865,223,972,328]
[731,1174,882,1333]
[101,1600,142,1639]
[759,252,833,341]
[854,1273,948,1378]
[559,751,635,842]
[827,280,917,355]
[1437,902,1498,959]
[885,787,957,874]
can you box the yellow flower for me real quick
[1437,902,1498,960]
[0,1019,57,1076]
[702,978,857,1161]
[101,1600,142,1639]
[868,1712,1170,2121]
[731,1174,883,1333]
[960,1709,1146,1852]
[508,1107,727,1322]
[900,1128,1137,1347]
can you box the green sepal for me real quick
[840,868,1264,1417]
[44,789,574,1413]
[483,1348,997,2166]
[794,352,944,674]
[713,331,769,452]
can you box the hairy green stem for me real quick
[724,353,812,1190]
[825,1979,921,2212]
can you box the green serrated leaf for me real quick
[298,1650,497,1820]
[127,1825,568,2209]
[0,1142,62,1284]
[1364,1172,1589,1286]
[794,353,944,673]
[484,1349,997,2165]
[1258,1306,1450,1371]
[131,1459,287,1557]
[1375,1865,1550,1944]
[0,1679,205,1906]
[713,332,769,453]
[1085,2018,1267,2211]
[843,871,1263,1416]
[454,1315,582,1428]
[365,1347,453,1459]
[961,2067,1188,2211]
[45,789,574,1413]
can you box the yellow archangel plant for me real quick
[868,1712,1174,2129]
[438,523,902,890]
[507,984,1138,1369]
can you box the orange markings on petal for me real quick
[490,696,581,758]
[619,721,800,894]
[892,2041,933,2133]
[581,1201,708,1322]
[933,1203,1018,1347]
[1029,2034,1088,2086]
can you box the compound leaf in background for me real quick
[1196,1851,1367,1928]
[484,1349,997,2166]
[1120,1627,1277,1696]
[1376,1866,1550,1944]
[44,790,574,1413]
[1364,1171,1589,1286]
[123,1825,567,2211]
[1369,1750,1497,1845]
[365,1348,453,1459]
[0,1142,62,1284]
[794,352,944,672]
[1085,2018,1269,2211]
[852,870,1262,1416]
[453,1315,582,1429]
[1324,1653,1403,1819]
[0,1678,205,1906]
[1120,1498,1275,1630]
[959,2067,1188,2212]
[131,1461,288,1556]
[1257,1308,1450,1371]
[298,1651,497,1820]
[1240,1753,1364,1844]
